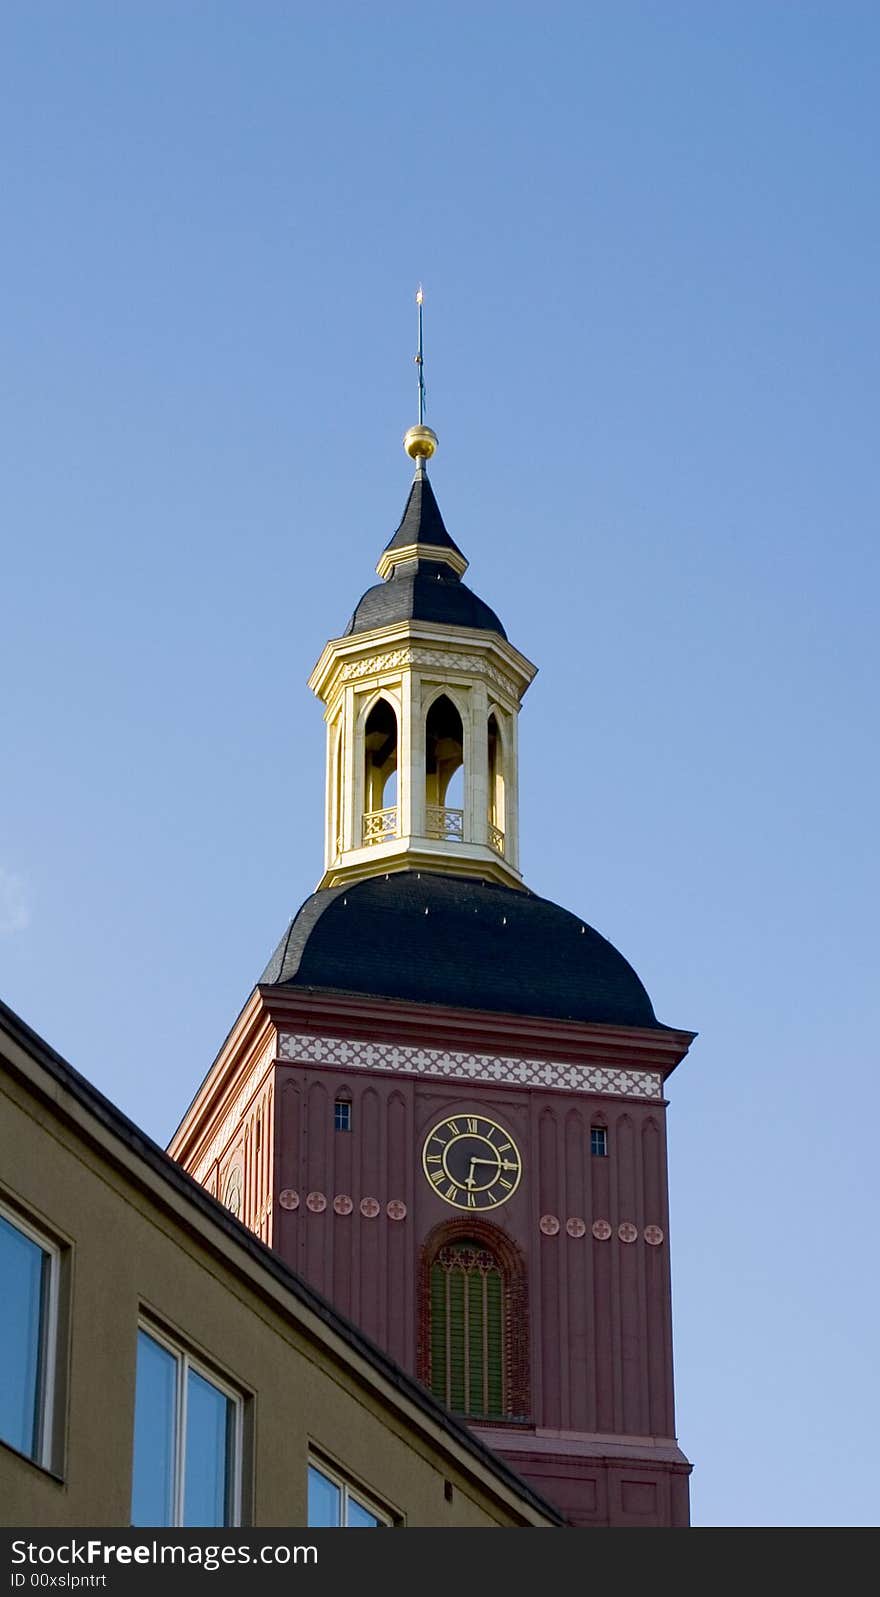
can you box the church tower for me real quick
[169,300,695,1527]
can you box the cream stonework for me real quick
[309,619,537,890]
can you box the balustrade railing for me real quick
[362,807,399,845]
[357,806,504,856]
[425,805,464,842]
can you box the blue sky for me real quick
[2,3,878,1527]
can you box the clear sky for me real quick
[2,3,878,1528]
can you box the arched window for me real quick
[425,694,464,841]
[362,698,398,844]
[420,1222,529,1422]
[487,713,505,854]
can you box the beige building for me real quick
[0,997,561,1528]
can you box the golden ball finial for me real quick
[404,424,438,462]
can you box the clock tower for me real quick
[169,314,695,1526]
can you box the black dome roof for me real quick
[260,871,664,1030]
[344,560,506,639]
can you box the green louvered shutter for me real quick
[485,1268,504,1417]
[430,1242,505,1420]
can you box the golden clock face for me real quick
[422,1115,522,1211]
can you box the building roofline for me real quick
[168,972,696,1162]
[0,996,564,1526]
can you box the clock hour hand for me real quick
[466,1155,502,1188]
[466,1158,485,1188]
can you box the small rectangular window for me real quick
[334,1101,352,1132]
[307,1460,391,1527]
[131,1324,242,1527]
[590,1126,608,1158]
[0,1201,59,1469]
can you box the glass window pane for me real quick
[347,1495,381,1528]
[131,1331,177,1527]
[308,1465,341,1527]
[0,1214,49,1459]
[184,1367,234,1527]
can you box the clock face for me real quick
[422,1115,522,1211]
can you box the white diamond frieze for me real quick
[277,1032,662,1100]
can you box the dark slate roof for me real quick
[344,561,507,639]
[260,871,665,1030]
[383,471,465,559]
[343,471,507,640]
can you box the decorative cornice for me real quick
[308,620,537,705]
[278,1031,664,1101]
[318,849,523,892]
[375,542,469,581]
[336,645,519,701]
[263,990,694,1080]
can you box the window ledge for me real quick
[0,1435,65,1486]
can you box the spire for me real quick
[376,471,468,579]
[416,283,426,425]
[377,287,465,581]
[403,285,439,469]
